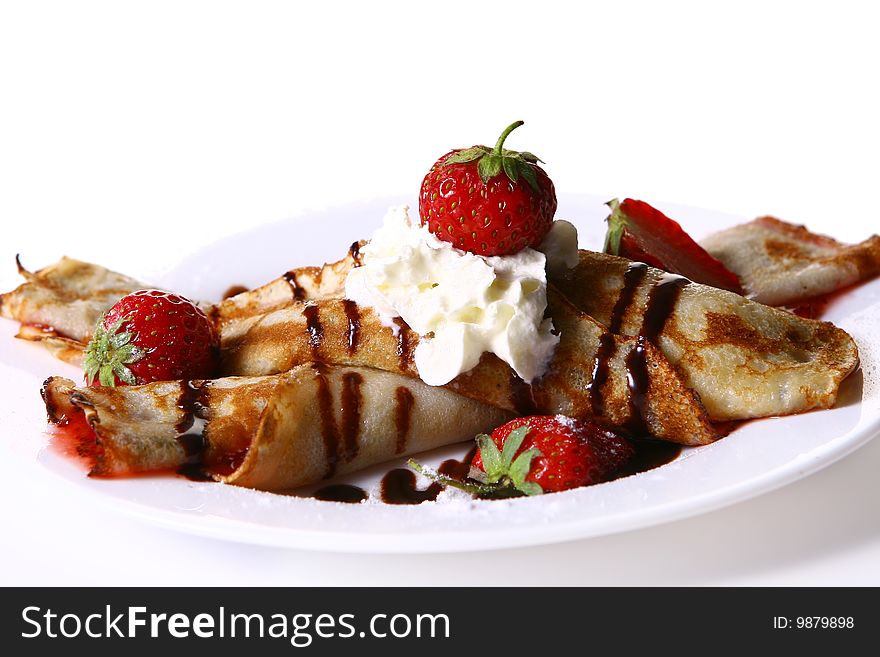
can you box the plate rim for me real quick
[8,193,880,553]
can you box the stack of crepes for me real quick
[2,214,877,492]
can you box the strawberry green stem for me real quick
[407,459,495,495]
[493,120,525,155]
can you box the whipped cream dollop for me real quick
[344,206,578,386]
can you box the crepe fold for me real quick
[220,293,721,445]
[6,223,865,442]
[0,253,353,361]
[211,241,363,342]
[42,364,512,490]
[551,251,860,420]
[700,216,880,306]
[0,257,147,365]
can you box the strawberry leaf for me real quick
[442,123,546,194]
[109,330,134,350]
[113,363,138,385]
[98,363,115,387]
[516,481,544,496]
[444,146,489,166]
[477,154,503,182]
[501,156,519,183]
[603,198,627,256]
[517,161,540,193]
[499,426,530,470]
[476,434,504,482]
[508,447,543,488]
[82,313,143,387]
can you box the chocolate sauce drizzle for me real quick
[624,272,689,434]
[349,241,365,268]
[283,270,307,301]
[306,437,678,504]
[341,299,361,354]
[313,364,341,478]
[588,333,616,418]
[302,304,324,353]
[393,386,415,454]
[379,447,483,504]
[313,484,367,503]
[174,380,211,460]
[339,371,364,462]
[392,317,414,370]
[641,273,689,342]
[589,264,690,437]
[221,284,248,300]
[380,469,443,504]
[177,464,214,482]
[611,438,682,480]
[609,262,649,334]
[510,372,537,415]
[437,445,478,480]
[623,337,652,435]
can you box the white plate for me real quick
[3,194,879,553]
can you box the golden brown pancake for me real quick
[42,365,512,490]
[550,250,860,419]
[0,253,354,359]
[0,256,145,344]
[220,292,720,445]
[700,216,880,306]
[6,237,863,434]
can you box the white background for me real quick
[1,1,879,585]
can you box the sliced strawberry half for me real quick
[603,198,743,294]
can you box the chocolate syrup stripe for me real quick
[339,371,364,462]
[294,301,418,479]
[282,270,307,301]
[609,262,649,333]
[222,284,249,300]
[312,362,376,478]
[281,242,361,306]
[392,317,415,370]
[313,364,342,478]
[349,241,365,268]
[509,370,537,415]
[313,484,368,503]
[641,274,690,342]
[625,273,689,435]
[588,264,689,437]
[313,440,678,504]
[302,304,324,352]
[341,299,361,354]
[394,386,415,454]
[311,448,474,504]
[174,380,211,472]
[588,333,616,418]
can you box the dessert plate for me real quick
[3,194,879,553]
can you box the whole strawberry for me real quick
[83,290,219,386]
[471,415,634,495]
[409,415,634,497]
[418,121,557,256]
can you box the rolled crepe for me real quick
[0,256,146,343]
[216,244,863,422]
[0,251,358,358]
[6,240,862,429]
[211,242,360,342]
[219,293,721,446]
[550,251,860,419]
[42,364,513,490]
